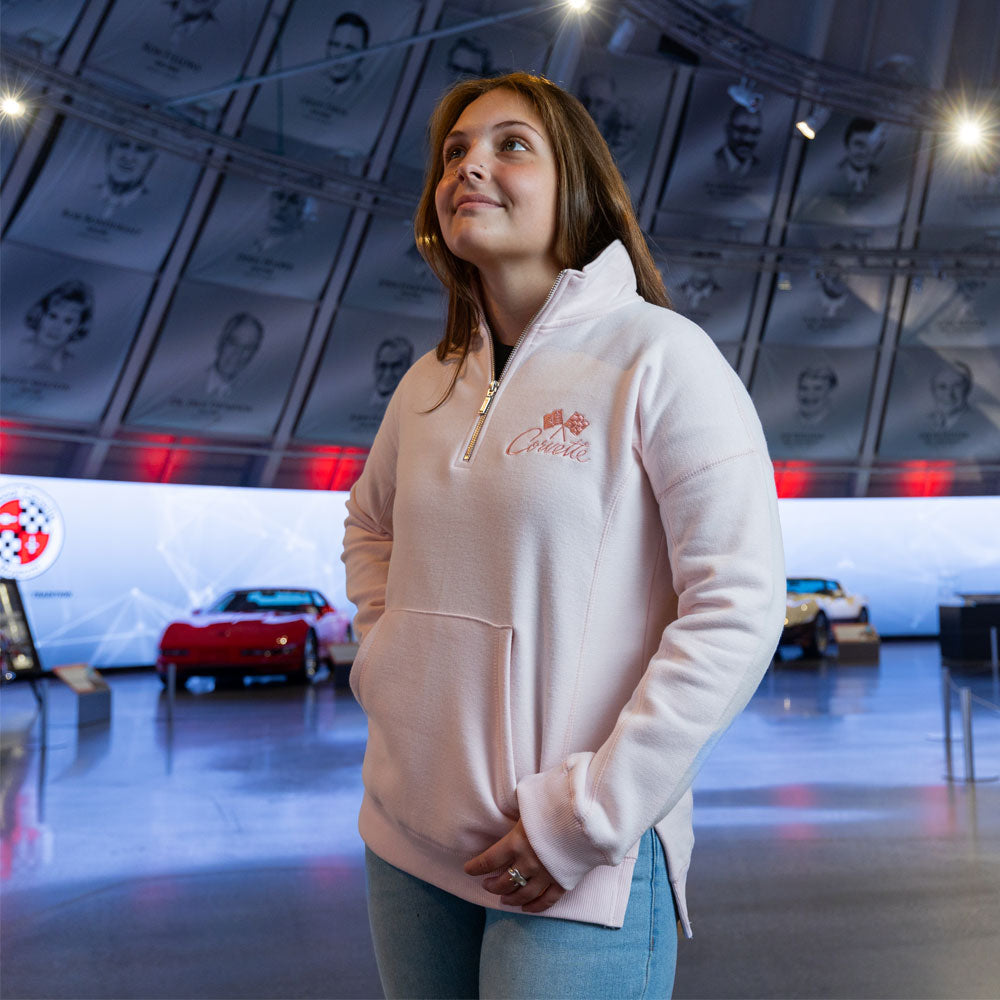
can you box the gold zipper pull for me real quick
[478,380,499,414]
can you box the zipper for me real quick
[461,272,566,463]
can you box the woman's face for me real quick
[37,297,84,349]
[435,88,559,277]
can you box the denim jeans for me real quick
[364,829,677,999]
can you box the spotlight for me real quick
[727,77,762,113]
[956,117,983,148]
[565,0,591,11]
[795,104,831,140]
[1,96,26,118]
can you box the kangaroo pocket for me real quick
[352,608,518,855]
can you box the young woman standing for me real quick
[343,72,785,999]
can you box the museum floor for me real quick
[2,640,999,1000]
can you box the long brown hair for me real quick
[414,72,669,385]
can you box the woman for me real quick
[24,279,94,372]
[343,72,785,999]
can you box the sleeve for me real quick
[341,390,401,643]
[516,327,786,889]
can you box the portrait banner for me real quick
[386,4,550,192]
[761,224,893,347]
[84,0,269,108]
[126,281,314,436]
[657,68,794,221]
[790,112,918,226]
[341,215,446,320]
[185,173,351,299]
[0,242,153,424]
[295,306,441,446]
[750,346,876,459]
[878,347,1000,459]
[571,48,674,203]
[654,214,764,344]
[241,0,420,164]
[6,118,202,273]
[900,230,1000,348]
[0,0,88,56]
[921,146,1000,228]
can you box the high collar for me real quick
[475,241,640,343]
[534,241,640,329]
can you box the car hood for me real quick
[163,612,314,633]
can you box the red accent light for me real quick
[774,462,811,498]
[133,436,191,483]
[899,461,953,497]
[305,449,368,491]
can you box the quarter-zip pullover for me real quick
[343,241,785,932]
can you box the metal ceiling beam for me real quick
[622,0,992,129]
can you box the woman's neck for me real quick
[477,259,562,347]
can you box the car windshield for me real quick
[787,578,840,596]
[212,590,320,614]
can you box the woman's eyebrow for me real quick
[444,119,544,143]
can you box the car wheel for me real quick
[804,611,831,658]
[857,607,870,623]
[299,630,320,684]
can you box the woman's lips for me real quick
[455,194,502,210]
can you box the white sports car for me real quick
[781,578,870,656]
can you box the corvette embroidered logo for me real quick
[506,408,591,463]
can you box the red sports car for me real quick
[156,588,354,688]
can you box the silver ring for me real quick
[507,866,528,887]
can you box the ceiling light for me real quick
[727,77,762,113]
[795,104,831,140]
[1,96,26,117]
[956,117,983,148]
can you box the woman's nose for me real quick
[457,157,488,182]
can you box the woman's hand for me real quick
[464,819,566,913]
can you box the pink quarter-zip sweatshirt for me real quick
[343,241,785,933]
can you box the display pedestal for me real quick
[53,663,111,726]
[939,596,1000,671]
[833,623,880,663]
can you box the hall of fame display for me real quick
[241,0,420,165]
[921,146,1000,229]
[385,4,550,192]
[126,280,314,436]
[878,347,1000,459]
[83,0,269,110]
[570,48,674,204]
[0,242,153,424]
[657,69,794,221]
[653,213,764,344]
[899,230,1000,349]
[750,346,877,459]
[760,224,893,347]
[6,118,202,274]
[295,306,441,446]
[0,0,88,56]
[790,111,918,226]
[185,173,351,300]
[341,215,446,321]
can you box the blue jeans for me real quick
[364,829,677,999]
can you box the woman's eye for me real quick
[501,137,528,152]
[444,146,463,162]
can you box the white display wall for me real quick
[1,475,997,670]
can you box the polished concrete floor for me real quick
[2,641,999,1000]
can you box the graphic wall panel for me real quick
[125,280,314,435]
[0,242,153,424]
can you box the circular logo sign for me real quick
[0,485,64,580]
